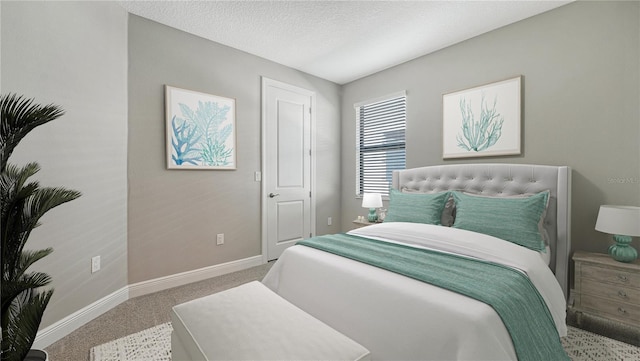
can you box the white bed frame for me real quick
[392,163,571,300]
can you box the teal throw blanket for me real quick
[298,233,569,361]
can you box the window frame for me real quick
[354,91,407,199]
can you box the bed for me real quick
[262,163,571,361]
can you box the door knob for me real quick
[269,193,280,198]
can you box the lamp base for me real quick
[608,234,638,263]
[367,208,378,222]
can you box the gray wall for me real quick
[341,1,640,257]
[2,0,638,338]
[128,15,341,283]
[1,1,129,328]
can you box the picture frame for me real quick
[442,76,521,159]
[165,85,237,170]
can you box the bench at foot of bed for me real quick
[171,281,371,361]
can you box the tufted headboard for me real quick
[392,163,571,299]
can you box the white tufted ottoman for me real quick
[171,281,370,361]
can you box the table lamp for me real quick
[595,205,640,263]
[362,193,383,222]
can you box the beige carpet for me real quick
[45,263,274,361]
[89,322,640,361]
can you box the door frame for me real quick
[260,77,317,263]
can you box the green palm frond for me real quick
[1,270,52,317]
[1,163,80,274]
[0,94,65,172]
[2,289,53,361]
[25,185,82,223]
[1,94,80,361]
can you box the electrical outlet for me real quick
[216,233,224,245]
[91,256,101,273]
[328,217,332,226]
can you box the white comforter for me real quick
[262,222,567,361]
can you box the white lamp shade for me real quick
[362,193,383,208]
[595,205,640,236]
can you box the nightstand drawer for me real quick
[582,278,640,303]
[572,252,640,332]
[581,263,640,288]
[581,294,640,325]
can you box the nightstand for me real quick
[352,219,375,229]
[572,251,640,329]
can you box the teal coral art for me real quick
[456,94,504,152]
[442,76,521,159]
[176,101,233,166]
[171,115,202,165]
[166,86,236,169]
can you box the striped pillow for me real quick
[384,189,449,225]
[451,191,549,251]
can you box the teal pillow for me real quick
[384,189,449,225]
[451,191,549,251]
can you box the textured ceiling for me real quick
[119,1,571,84]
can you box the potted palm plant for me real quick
[1,94,81,361]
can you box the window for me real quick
[355,92,406,197]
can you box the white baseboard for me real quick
[34,255,264,349]
[128,255,264,298]
[33,286,129,350]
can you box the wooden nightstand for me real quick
[352,219,375,229]
[572,251,640,329]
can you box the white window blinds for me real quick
[356,92,406,197]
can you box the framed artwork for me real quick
[165,85,236,170]
[442,76,521,159]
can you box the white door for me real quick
[262,78,315,261]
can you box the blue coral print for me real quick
[171,100,233,167]
[456,93,503,152]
